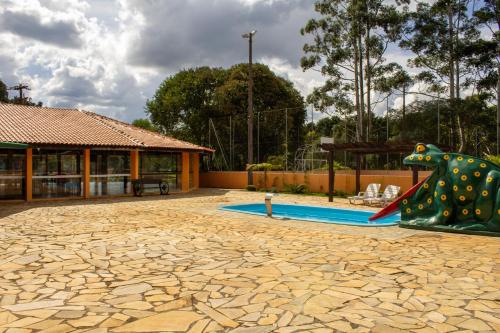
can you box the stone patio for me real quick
[0,189,498,333]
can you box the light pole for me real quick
[242,30,256,184]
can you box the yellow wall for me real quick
[200,170,432,194]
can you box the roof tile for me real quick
[0,103,213,152]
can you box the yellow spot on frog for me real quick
[434,191,438,197]
[438,180,445,187]
[443,155,449,160]
[403,199,408,205]
[423,183,429,189]
[480,163,487,168]
[418,155,423,161]
[459,195,466,201]
[466,185,473,192]
[486,176,493,183]
[441,194,447,201]
[462,209,468,215]
[427,198,432,204]
[406,208,411,214]
[482,190,488,196]
[457,156,463,161]
[498,209,500,215]
[475,209,481,215]
[474,171,481,177]
[453,185,458,191]
[418,204,423,209]
[443,210,450,217]
[467,158,474,163]
[460,175,467,181]
[425,156,431,161]
[453,168,459,174]
[409,156,414,160]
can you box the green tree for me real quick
[0,80,8,102]
[146,64,306,170]
[400,0,494,151]
[132,118,158,132]
[301,0,409,142]
[146,67,226,144]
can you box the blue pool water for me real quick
[220,203,400,227]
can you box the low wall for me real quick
[200,170,432,194]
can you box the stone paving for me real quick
[0,189,498,333]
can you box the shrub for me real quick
[284,183,308,194]
[246,185,256,191]
[248,163,273,171]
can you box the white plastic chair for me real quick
[348,183,381,205]
[364,185,400,206]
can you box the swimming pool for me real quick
[220,203,400,227]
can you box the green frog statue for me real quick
[399,143,500,232]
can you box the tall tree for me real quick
[301,0,408,142]
[400,0,491,151]
[467,0,499,154]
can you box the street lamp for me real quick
[242,30,256,185]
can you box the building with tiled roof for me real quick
[0,103,213,201]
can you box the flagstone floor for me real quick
[0,189,498,333]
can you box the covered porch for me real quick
[0,143,202,201]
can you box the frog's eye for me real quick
[415,144,426,153]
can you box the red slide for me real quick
[369,177,429,221]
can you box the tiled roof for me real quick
[0,103,213,152]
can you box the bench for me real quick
[132,178,169,196]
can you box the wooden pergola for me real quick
[320,142,449,202]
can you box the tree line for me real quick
[143,0,497,170]
[301,0,498,156]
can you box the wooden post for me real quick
[130,150,139,180]
[328,150,334,202]
[182,152,190,192]
[83,148,90,198]
[355,154,361,194]
[412,165,419,186]
[192,153,200,189]
[25,148,32,201]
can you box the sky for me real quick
[0,0,479,123]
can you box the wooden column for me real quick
[130,150,139,180]
[182,152,190,192]
[412,165,419,186]
[192,153,200,189]
[83,148,90,198]
[355,154,361,194]
[328,150,335,202]
[25,148,32,201]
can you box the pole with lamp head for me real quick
[242,30,257,185]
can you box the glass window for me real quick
[32,149,83,199]
[90,151,130,196]
[140,152,181,192]
[0,150,25,200]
